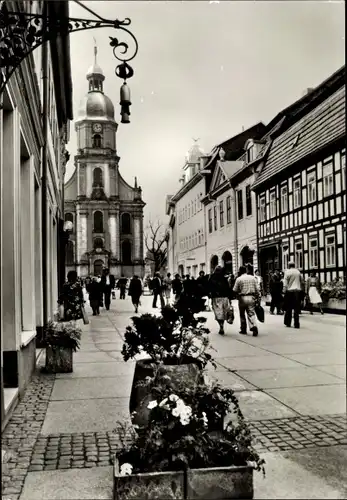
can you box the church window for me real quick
[93,237,104,249]
[121,213,131,234]
[93,167,103,187]
[93,211,104,232]
[66,241,74,265]
[122,240,132,265]
[93,134,102,148]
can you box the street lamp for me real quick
[0,0,138,122]
[63,220,73,234]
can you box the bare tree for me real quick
[144,220,168,273]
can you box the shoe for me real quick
[284,323,291,327]
[294,325,300,329]
[310,311,313,315]
[321,311,324,315]
[92,313,96,316]
[218,329,225,335]
[106,307,110,311]
[251,327,258,337]
[239,331,247,335]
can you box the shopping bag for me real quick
[226,305,235,324]
[58,304,64,321]
[255,303,265,323]
[81,306,89,325]
[111,290,116,299]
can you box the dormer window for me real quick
[246,140,254,164]
[93,134,102,148]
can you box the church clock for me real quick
[93,123,102,133]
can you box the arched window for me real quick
[93,211,104,233]
[93,167,103,187]
[210,255,219,273]
[240,246,254,267]
[122,240,132,265]
[65,212,74,223]
[222,251,233,274]
[121,213,131,234]
[93,237,104,249]
[66,241,74,265]
[92,134,102,148]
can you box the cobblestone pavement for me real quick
[2,366,346,500]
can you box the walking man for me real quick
[283,261,304,329]
[269,270,283,315]
[152,272,165,309]
[128,275,143,313]
[100,268,115,311]
[163,272,173,305]
[117,276,128,299]
[233,265,261,337]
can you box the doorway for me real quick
[94,259,104,277]
[210,255,219,273]
[259,245,279,294]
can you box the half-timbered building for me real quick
[252,66,346,291]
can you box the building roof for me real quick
[221,161,244,179]
[253,85,345,189]
[77,92,115,122]
[213,122,267,161]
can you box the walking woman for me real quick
[58,270,85,321]
[128,275,143,313]
[208,265,233,336]
[306,271,324,314]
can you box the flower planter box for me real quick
[114,461,253,500]
[187,465,253,499]
[327,298,346,311]
[130,358,203,428]
[114,461,185,500]
[45,346,73,373]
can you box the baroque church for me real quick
[64,48,145,278]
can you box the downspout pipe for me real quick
[228,180,238,275]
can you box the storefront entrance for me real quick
[259,244,280,294]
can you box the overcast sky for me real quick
[66,0,345,223]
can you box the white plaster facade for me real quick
[64,51,145,278]
[0,1,73,428]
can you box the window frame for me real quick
[259,195,266,222]
[280,185,288,214]
[208,208,213,233]
[294,241,303,270]
[226,196,231,224]
[307,171,316,203]
[269,190,276,218]
[323,161,334,198]
[282,245,289,271]
[245,185,252,216]
[237,189,243,220]
[341,153,346,191]
[325,234,336,267]
[219,200,224,227]
[309,238,318,269]
[293,178,301,209]
[213,205,218,231]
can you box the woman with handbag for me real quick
[208,266,234,336]
[306,271,324,315]
[58,270,88,324]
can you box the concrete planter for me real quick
[326,298,346,311]
[45,346,73,373]
[129,358,203,428]
[187,465,253,499]
[114,461,253,500]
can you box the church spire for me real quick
[134,176,138,188]
[86,38,105,93]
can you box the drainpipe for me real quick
[41,2,48,331]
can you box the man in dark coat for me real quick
[152,272,165,308]
[100,268,116,311]
[87,277,103,315]
[117,275,128,299]
[269,270,283,315]
[128,275,143,313]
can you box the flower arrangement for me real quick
[115,380,265,477]
[321,279,346,301]
[43,320,82,352]
[121,304,215,369]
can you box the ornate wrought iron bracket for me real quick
[0,1,138,97]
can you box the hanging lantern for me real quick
[120,82,131,124]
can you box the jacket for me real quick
[101,274,115,289]
[128,278,143,297]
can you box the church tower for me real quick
[64,45,145,278]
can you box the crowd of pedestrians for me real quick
[58,260,324,334]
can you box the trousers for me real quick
[238,296,257,332]
[284,290,301,328]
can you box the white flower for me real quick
[201,412,208,427]
[159,397,168,407]
[172,407,180,417]
[169,394,179,402]
[120,463,133,476]
[147,400,158,410]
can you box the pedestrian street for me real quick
[2,295,346,500]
